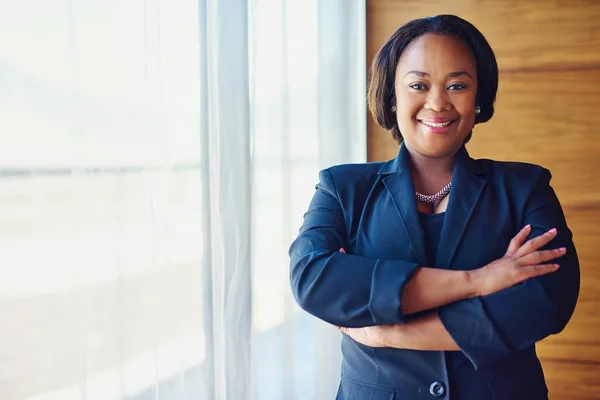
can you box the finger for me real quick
[339,248,346,254]
[505,224,532,255]
[517,263,560,281]
[515,228,557,257]
[519,247,566,266]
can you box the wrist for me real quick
[464,270,481,298]
[382,324,404,348]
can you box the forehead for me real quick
[397,34,476,75]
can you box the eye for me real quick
[409,83,428,91]
[447,83,468,91]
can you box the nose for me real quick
[425,87,452,112]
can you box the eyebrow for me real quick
[405,70,473,79]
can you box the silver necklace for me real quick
[415,182,452,204]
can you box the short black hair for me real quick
[367,15,499,144]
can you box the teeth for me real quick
[421,120,452,128]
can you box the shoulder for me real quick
[318,162,385,197]
[323,162,385,182]
[474,158,552,186]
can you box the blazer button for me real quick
[429,381,446,397]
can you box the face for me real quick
[394,34,478,158]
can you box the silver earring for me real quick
[391,105,396,112]
[475,106,481,116]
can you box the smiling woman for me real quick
[290,14,579,400]
[395,34,478,161]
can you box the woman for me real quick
[289,15,579,400]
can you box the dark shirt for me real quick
[419,211,550,399]
[420,211,475,398]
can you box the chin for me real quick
[421,148,457,159]
[412,139,463,159]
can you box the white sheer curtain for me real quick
[1,0,206,399]
[202,0,366,397]
[1,0,365,398]
[247,1,366,399]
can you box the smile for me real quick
[420,120,454,128]
[418,119,457,134]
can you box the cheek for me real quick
[461,109,476,121]
[396,92,423,118]
[455,95,477,119]
[396,108,420,132]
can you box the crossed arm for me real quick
[289,169,580,368]
[338,224,564,352]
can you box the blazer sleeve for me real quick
[289,169,420,327]
[438,168,580,370]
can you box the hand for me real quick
[335,325,391,347]
[471,225,566,297]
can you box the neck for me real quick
[406,147,456,194]
[410,153,455,177]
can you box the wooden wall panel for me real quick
[472,70,600,206]
[543,361,600,400]
[367,1,600,399]
[537,208,600,362]
[367,0,600,72]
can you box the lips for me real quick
[418,118,457,134]
[420,120,454,128]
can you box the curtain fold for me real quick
[200,0,252,399]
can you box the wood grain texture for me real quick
[543,360,600,400]
[366,0,600,72]
[367,1,600,399]
[469,69,600,206]
[537,207,600,366]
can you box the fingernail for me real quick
[559,247,566,252]
[548,228,557,234]
[524,224,531,229]
[553,264,560,268]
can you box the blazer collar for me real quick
[436,146,487,268]
[380,143,487,267]
[377,142,486,176]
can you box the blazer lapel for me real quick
[380,144,428,265]
[435,146,487,269]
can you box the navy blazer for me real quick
[289,144,580,400]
